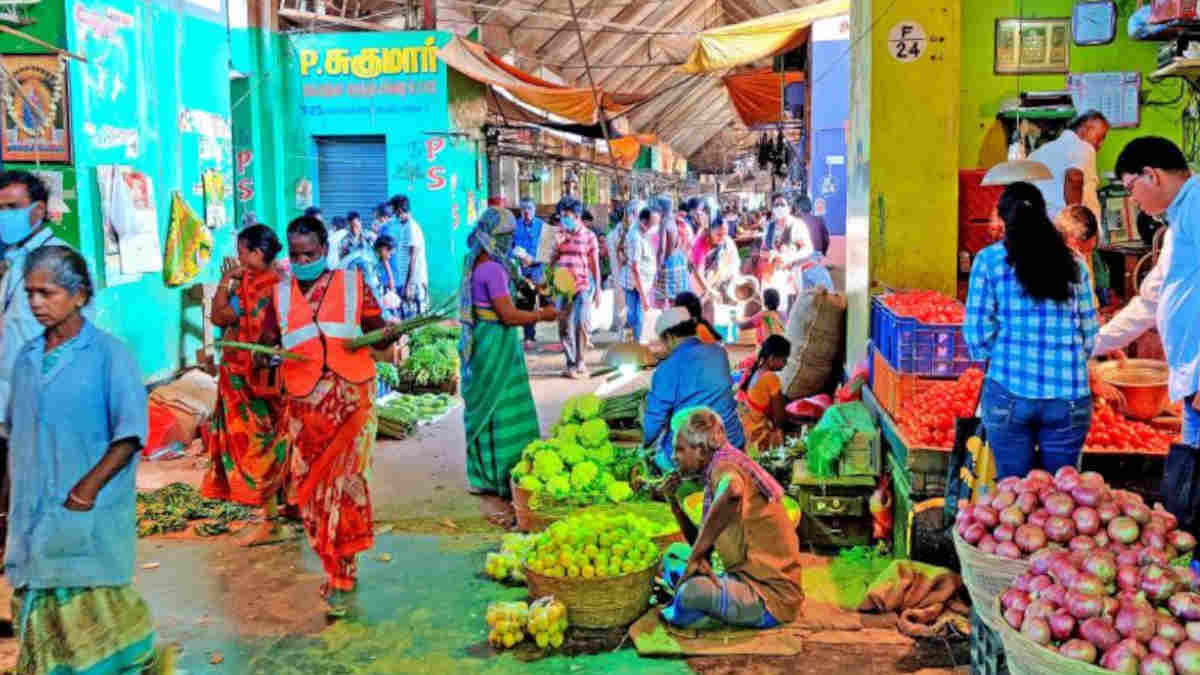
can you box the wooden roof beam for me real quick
[608,57,684,96]
[535,1,630,64]
[549,0,663,79]
[672,108,735,157]
[720,0,756,23]
[588,0,715,88]
[623,74,705,129]
[651,80,725,135]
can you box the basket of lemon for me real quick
[522,512,661,629]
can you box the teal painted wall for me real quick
[287,30,486,302]
[960,1,1186,172]
[229,27,307,235]
[64,0,235,381]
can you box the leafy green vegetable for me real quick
[137,482,253,537]
[376,362,400,388]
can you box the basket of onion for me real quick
[952,466,1111,629]
[987,482,1200,673]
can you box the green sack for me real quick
[806,402,875,477]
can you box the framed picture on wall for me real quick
[994,18,1071,75]
[0,54,71,163]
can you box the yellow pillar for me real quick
[847,0,962,363]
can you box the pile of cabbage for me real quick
[511,394,634,506]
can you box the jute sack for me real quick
[780,287,847,400]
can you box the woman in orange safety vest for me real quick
[263,215,398,618]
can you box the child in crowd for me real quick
[740,288,785,347]
[736,335,792,454]
[674,291,720,344]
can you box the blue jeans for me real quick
[558,294,590,371]
[980,379,1091,480]
[1185,395,1200,446]
[625,288,644,342]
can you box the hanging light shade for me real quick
[980,159,1053,186]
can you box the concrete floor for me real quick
[0,333,968,673]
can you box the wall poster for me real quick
[994,18,1070,75]
[0,54,71,163]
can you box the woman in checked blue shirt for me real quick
[964,182,1099,480]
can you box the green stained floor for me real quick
[150,534,691,674]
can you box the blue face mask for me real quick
[292,257,326,282]
[0,205,37,245]
[562,214,578,231]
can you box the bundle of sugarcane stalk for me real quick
[349,295,458,350]
[377,404,415,439]
[212,340,306,360]
[599,388,647,431]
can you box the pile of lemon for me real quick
[523,513,661,579]
[527,597,568,648]
[485,601,530,649]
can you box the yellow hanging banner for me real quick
[679,0,851,74]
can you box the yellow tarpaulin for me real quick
[679,0,851,73]
[439,35,648,125]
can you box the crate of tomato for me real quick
[870,290,983,378]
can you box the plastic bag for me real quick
[485,601,529,649]
[527,596,568,649]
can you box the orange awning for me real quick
[723,68,805,127]
[609,134,657,168]
[439,35,649,125]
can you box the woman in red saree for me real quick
[267,216,397,616]
[202,225,288,546]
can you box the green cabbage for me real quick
[606,480,633,503]
[560,399,577,425]
[557,424,581,445]
[574,394,602,420]
[589,441,615,465]
[533,450,564,480]
[557,442,586,467]
[547,475,571,499]
[579,418,610,448]
[570,461,599,490]
[519,475,544,493]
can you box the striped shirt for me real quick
[555,225,598,293]
[964,243,1098,400]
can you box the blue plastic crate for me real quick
[870,296,982,377]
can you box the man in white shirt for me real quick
[1028,111,1110,223]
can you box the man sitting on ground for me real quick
[660,408,804,628]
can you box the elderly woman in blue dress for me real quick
[6,246,165,674]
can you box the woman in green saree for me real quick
[460,208,558,501]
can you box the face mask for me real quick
[772,206,789,220]
[292,257,326,282]
[0,205,36,244]
[562,215,578,231]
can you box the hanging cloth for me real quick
[163,192,213,286]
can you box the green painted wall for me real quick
[64,0,235,381]
[960,0,1186,172]
[0,0,77,248]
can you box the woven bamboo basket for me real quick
[523,563,656,629]
[511,480,562,533]
[991,598,1110,675]
[951,529,1030,630]
[653,531,686,551]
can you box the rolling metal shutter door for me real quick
[315,136,388,221]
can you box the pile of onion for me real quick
[978,468,1200,672]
